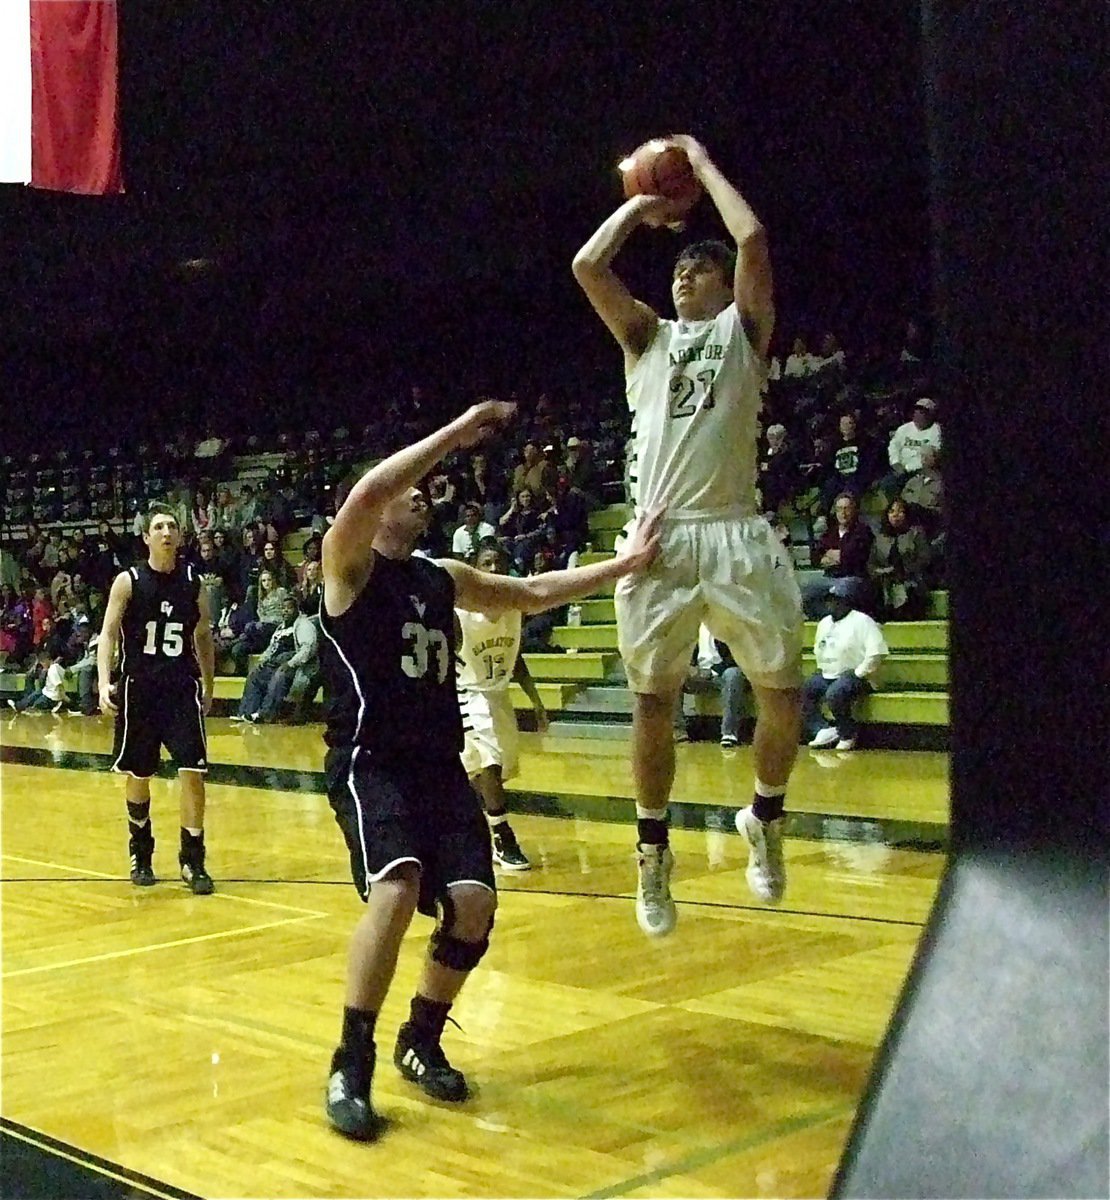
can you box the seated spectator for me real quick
[227,569,288,673]
[69,629,101,716]
[211,486,242,536]
[674,626,750,748]
[211,528,243,597]
[425,471,458,556]
[191,486,216,536]
[235,525,266,600]
[451,501,496,561]
[296,558,323,616]
[30,588,54,646]
[821,413,875,510]
[237,483,261,529]
[810,332,847,381]
[545,476,591,567]
[562,437,599,506]
[498,487,547,574]
[757,424,799,513]
[881,397,942,500]
[802,493,875,617]
[511,441,557,500]
[783,336,818,379]
[233,595,319,723]
[295,533,322,585]
[1,589,32,667]
[7,647,67,714]
[456,452,503,525]
[261,538,297,590]
[195,535,229,624]
[520,547,566,651]
[255,478,294,543]
[869,499,932,620]
[901,446,943,534]
[803,577,888,751]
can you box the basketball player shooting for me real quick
[318,399,662,1140]
[572,134,804,936]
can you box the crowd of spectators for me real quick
[1,318,944,719]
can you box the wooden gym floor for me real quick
[1,712,948,1199]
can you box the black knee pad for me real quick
[431,901,495,972]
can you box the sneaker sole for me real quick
[493,856,531,872]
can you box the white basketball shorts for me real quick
[614,512,804,694]
[459,688,520,780]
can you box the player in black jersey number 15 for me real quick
[97,505,217,894]
[319,399,663,1140]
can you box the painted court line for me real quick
[1,1119,198,1200]
[0,853,328,917]
[3,914,323,978]
[2,853,116,880]
[581,1105,851,1199]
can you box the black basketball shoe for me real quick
[394,1022,469,1101]
[179,832,215,895]
[129,828,156,887]
[492,824,531,871]
[325,1047,383,1141]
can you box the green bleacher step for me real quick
[587,505,631,532]
[690,688,949,727]
[509,682,580,711]
[577,599,616,624]
[210,675,581,712]
[555,620,948,655]
[553,624,619,651]
[522,652,616,682]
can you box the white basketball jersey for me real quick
[626,302,764,516]
[455,607,523,692]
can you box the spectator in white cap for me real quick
[803,577,888,751]
[882,397,942,499]
[562,436,598,504]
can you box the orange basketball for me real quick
[618,139,703,215]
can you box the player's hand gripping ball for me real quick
[619,139,703,219]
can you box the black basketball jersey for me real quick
[319,552,462,757]
[119,561,201,681]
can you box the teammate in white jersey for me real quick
[573,135,804,933]
[456,539,548,871]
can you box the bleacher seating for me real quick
[1,504,950,742]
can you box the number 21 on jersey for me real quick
[668,368,717,419]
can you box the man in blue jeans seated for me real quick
[674,626,751,748]
[803,577,888,751]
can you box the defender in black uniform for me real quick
[98,505,216,894]
[320,399,662,1141]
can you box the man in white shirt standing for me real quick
[804,577,888,751]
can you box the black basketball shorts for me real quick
[111,674,208,778]
[325,745,496,916]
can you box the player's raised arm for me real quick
[96,569,132,714]
[571,195,671,365]
[669,136,775,357]
[322,400,516,608]
[440,507,663,617]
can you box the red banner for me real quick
[30,0,122,194]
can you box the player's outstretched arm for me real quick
[323,400,516,590]
[97,570,132,714]
[512,656,548,732]
[572,195,671,364]
[441,507,664,616]
[668,135,775,357]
